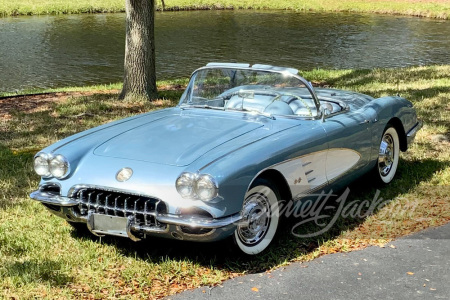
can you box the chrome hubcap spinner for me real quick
[237,193,271,245]
[378,133,395,176]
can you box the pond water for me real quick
[0,10,449,93]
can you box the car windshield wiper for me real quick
[180,104,225,111]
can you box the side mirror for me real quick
[238,89,254,99]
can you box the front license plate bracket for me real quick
[87,213,129,237]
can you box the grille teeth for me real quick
[75,188,166,228]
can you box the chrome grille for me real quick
[74,188,167,228]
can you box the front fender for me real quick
[199,121,328,215]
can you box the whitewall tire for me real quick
[377,126,400,184]
[233,179,280,255]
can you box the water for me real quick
[0,10,449,93]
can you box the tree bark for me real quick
[119,0,157,101]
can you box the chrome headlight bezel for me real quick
[175,172,219,202]
[195,174,219,201]
[33,152,52,178]
[49,154,70,179]
[176,172,197,199]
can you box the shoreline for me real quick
[0,1,448,19]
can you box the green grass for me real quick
[0,65,449,299]
[0,0,449,19]
[0,78,189,98]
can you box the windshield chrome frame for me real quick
[178,64,322,119]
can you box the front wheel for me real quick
[233,179,280,255]
[376,126,400,184]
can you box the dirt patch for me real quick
[0,91,118,121]
[0,84,190,121]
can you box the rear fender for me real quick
[365,96,418,152]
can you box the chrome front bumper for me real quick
[30,190,241,242]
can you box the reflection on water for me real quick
[0,10,449,93]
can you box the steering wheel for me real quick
[282,93,313,116]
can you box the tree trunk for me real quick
[119,0,157,101]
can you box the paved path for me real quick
[169,223,450,300]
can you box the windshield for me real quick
[180,67,318,117]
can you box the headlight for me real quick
[195,174,218,201]
[176,172,196,198]
[33,152,51,177]
[176,173,219,201]
[49,155,70,179]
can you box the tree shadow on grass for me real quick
[69,156,448,275]
[323,67,450,92]
[3,259,74,287]
[0,144,36,209]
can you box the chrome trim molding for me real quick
[68,184,158,199]
[156,213,242,229]
[192,63,322,118]
[248,148,361,201]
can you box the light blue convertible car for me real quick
[30,63,422,255]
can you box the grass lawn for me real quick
[0,65,449,299]
[0,0,448,18]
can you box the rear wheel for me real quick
[376,125,400,184]
[233,179,280,255]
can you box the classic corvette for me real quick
[30,63,422,255]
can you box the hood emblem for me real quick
[116,167,133,182]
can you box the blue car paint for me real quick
[31,64,421,245]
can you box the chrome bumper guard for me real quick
[406,120,423,146]
[30,190,242,231]
[30,190,79,206]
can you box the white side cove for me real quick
[326,149,361,182]
[273,148,361,199]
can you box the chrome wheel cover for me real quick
[237,192,271,245]
[378,133,395,177]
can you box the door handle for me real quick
[359,118,378,125]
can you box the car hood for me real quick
[93,112,265,166]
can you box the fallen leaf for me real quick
[251,287,259,292]
[358,272,362,276]
[202,290,206,293]
[390,245,396,249]
[430,288,436,291]
[423,284,426,287]
[407,272,414,275]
